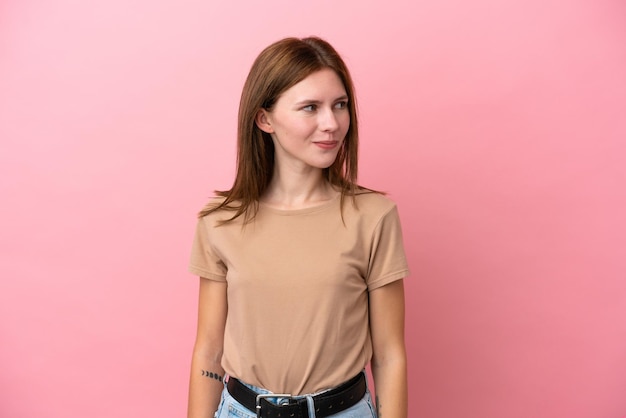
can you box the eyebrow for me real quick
[294,95,349,106]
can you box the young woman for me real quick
[188,36,409,418]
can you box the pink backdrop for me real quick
[1,0,625,417]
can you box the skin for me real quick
[188,68,407,418]
[187,279,227,418]
[256,68,350,208]
[369,280,408,418]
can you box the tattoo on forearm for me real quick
[376,395,382,417]
[201,370,223,382]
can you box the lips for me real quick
[314,141,339,150]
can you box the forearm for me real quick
[368,280,408,417]
[188,278,228,418]
[372,354,407,418]
[187,348,225,418]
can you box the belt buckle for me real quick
[255,393,293,418]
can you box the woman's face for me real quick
[257,68,350,172]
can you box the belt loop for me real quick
[305,395,316,418]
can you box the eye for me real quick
[334,101,348,109]
[302,104,317,112]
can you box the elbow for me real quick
[192,340,224,365]
[371,345,407,370]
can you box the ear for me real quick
[255,109,274,134]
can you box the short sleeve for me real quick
[366,205,410,291]
[188,217,227,281]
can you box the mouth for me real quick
[313,141,339,150]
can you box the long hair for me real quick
[199,36,363,222]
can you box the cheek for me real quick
[276,121,316,141]
[340,113,351,133]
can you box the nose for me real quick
[319,107,339,132]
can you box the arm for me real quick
[369,279,407,418]
[188,277,228,418]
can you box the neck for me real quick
[262,167,337,210]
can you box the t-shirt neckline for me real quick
[258,193,341,216]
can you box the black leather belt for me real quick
[226,372,367,418]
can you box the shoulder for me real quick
[351,189,397,214]
[197,196,246,226]
[338,190,400,229]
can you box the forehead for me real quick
[279,68,347,101]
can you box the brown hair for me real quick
[199,36,365,222]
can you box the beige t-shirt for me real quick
[189,192,409,394]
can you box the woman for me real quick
[188,36,409,418]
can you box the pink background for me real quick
[1,0,625,417]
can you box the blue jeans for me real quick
[214,376,377,418]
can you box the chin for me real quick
[314,158,339,170]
